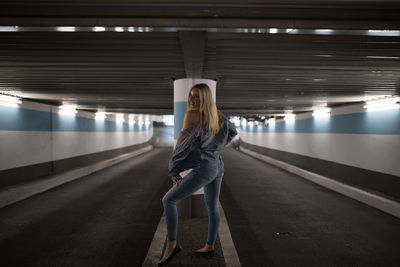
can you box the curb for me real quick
[142,201,241,267]
[0,145,153,209]
[239,147,400,219]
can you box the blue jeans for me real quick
[162,160,224,246]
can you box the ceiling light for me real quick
[315,29,333,34]
[367,30,400,36]
[115,27,124,32]
[0,94,22,104]
[269,28,278,34]
[0,26,19,32]
[0,94,22,107]
[366,56,400,59]
[312,108,331,117]
[95,112,107,120]
[267,118,275,125]
[363,97,400,111]
[284,114,296,122]
[286,28,293,33]
[368,30,389,33]
[56,27,76,32]
[93,26,106,32]
[59,105,77,116]
[116,113,125,123]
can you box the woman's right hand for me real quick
[172,175,183,186]
[173,179,180,186]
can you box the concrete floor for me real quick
[220,148,400,267]
[0,147,399,267]
[0,148,172,267]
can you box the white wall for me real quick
[239,103,400,177]
[0,100,153,171]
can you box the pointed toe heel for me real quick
[158,244,182,265]
[191,248,215,257]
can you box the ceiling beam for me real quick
[0,2,399,30]
[178,31,206,78]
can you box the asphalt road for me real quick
[0,148,172,267]
[220,148,400,267]
[1,146,399,267]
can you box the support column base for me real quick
[177,194,208,218]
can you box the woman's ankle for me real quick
[205,244,214,250]
[166,240,177,248]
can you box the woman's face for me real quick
[188,88,200,109]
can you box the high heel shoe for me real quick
[158,244,182,265]
[191,248,215,257]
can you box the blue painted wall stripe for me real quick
[241,109,400,135]
[0,105,152,132]
[174,101,187,139]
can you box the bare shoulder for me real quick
[186,110,200,121]
[182,110,200,131]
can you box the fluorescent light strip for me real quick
[312,108,331,117]
[0,27,399,36]
[284,114,296,121]
[269,28,278,34]
[59,105,77,115]
[0,94,22,104]
[56,27,76,32]
[95,112,107,120]
[128,114,136,124]
[267,118,275,125]
[93,26,106,32]
[365,105,399,112]
[364,97,400,111]
[0,102,19,108]
[116,113,125,123]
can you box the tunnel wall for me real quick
[239,103,400,200]
[0,100,153,189]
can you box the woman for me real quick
[159,83,237,265]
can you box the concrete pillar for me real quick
[173,78,216,218]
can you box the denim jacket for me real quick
[168,117,238,181]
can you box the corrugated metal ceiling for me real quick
[0,0,399,116]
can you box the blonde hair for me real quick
[188,83,225,134]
